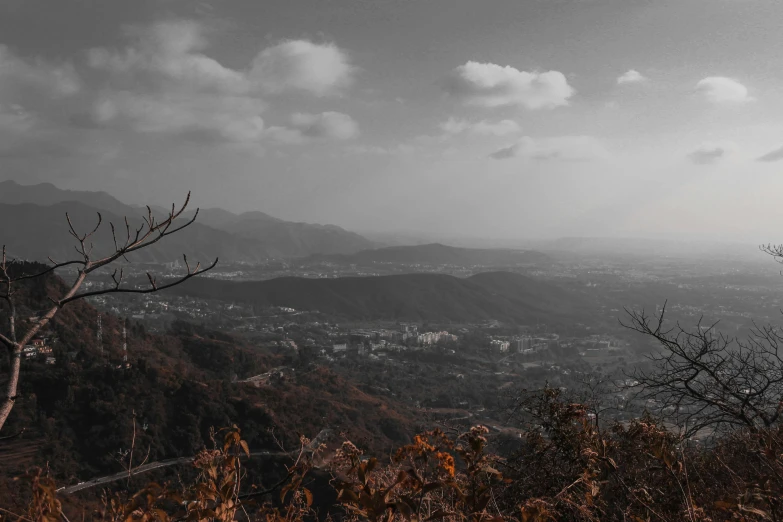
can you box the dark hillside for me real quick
[0,265,417,484]
[169,271,592,323]
[0,201,272,263]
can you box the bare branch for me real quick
[0,332,13,350]
[622,305,783,436]
[0,192,216,433]
[9,260,85,282]
[59,258,218,305]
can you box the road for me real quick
[57,429,332,496]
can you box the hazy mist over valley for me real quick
[2,2,783,520]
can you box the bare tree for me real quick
[622,303,783,437]
[617,244,783,438]
[0,193,217,432]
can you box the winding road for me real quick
[57,429,332,495]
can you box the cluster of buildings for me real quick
[490,335,560,353]
[22,338,56,365]
[328,323,459,356]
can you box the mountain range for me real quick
[169,271,591,324]
[182,208,373,257]
[0,180,375,261]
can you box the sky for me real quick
[2,0,783,244]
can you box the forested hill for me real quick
[170,271,592,323]
[0,264,416,483]
[305,243,551,267]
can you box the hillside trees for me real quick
[0,193,217,432]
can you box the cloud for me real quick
[345,143,416,156]
[250,40,354,97]
[0,104,36,135]
[439,117,521,136]
[88,20,248,94]
[490,135,608,161]
[289,111,359,140]
[90,91,267,143]
[757,145,783,163]
[442,61,574,109]
[617,69,647,85]
[696,77,751,103]
[86,20,356,144]
[0,47,81,158]
[687,142,736,164]
[0,45,81,99]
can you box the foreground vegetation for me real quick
[2,386,782,521]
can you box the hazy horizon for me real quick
[2,0,783,244]
[2,178,777,262]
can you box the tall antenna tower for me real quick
[122,318,128,363]
[96,313,103,353]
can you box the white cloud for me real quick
[490,135,608,161]
[250,40,354,97]
[86,20,356,144]
[91,91,267,143]
[88,20,248,94]
[289,111,359,140]
[439,117,521,136]
[617,69,647,85]
[687,142,737,164]
[442,61,574,109]
[0,45,80,99]
[696,77,750,104]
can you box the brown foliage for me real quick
[3,394,783,522]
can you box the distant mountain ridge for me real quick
[184,208,375,257]
[0,202,270,264]
[0,181,374,259]
[306,243,551,267]
[169,271,590,324]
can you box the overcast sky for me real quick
[2,0,783,243]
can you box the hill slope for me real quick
[0,181,375,258]
[170,271,590,323]
[306,243,551,266]
[0,264,417,481]
[0,180,139,215]
[0,202,271,263]
[186,208,375,257]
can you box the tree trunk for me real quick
[0,344,22,431]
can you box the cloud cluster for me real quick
[0,103,37,135]
[88,21,247,95]
[290,112,359,140]
[0,46,82,159]
[251,40,354,97]
[90,91,268,143]
[490,135,608,161]
[0,44,81,100]
[617,69,647,85]
[85,20,357,145]
[442,61,574,109]
[757,145,783,163]
[696,77,750,104]
[439,117,521,136]
[687,142,736,165]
